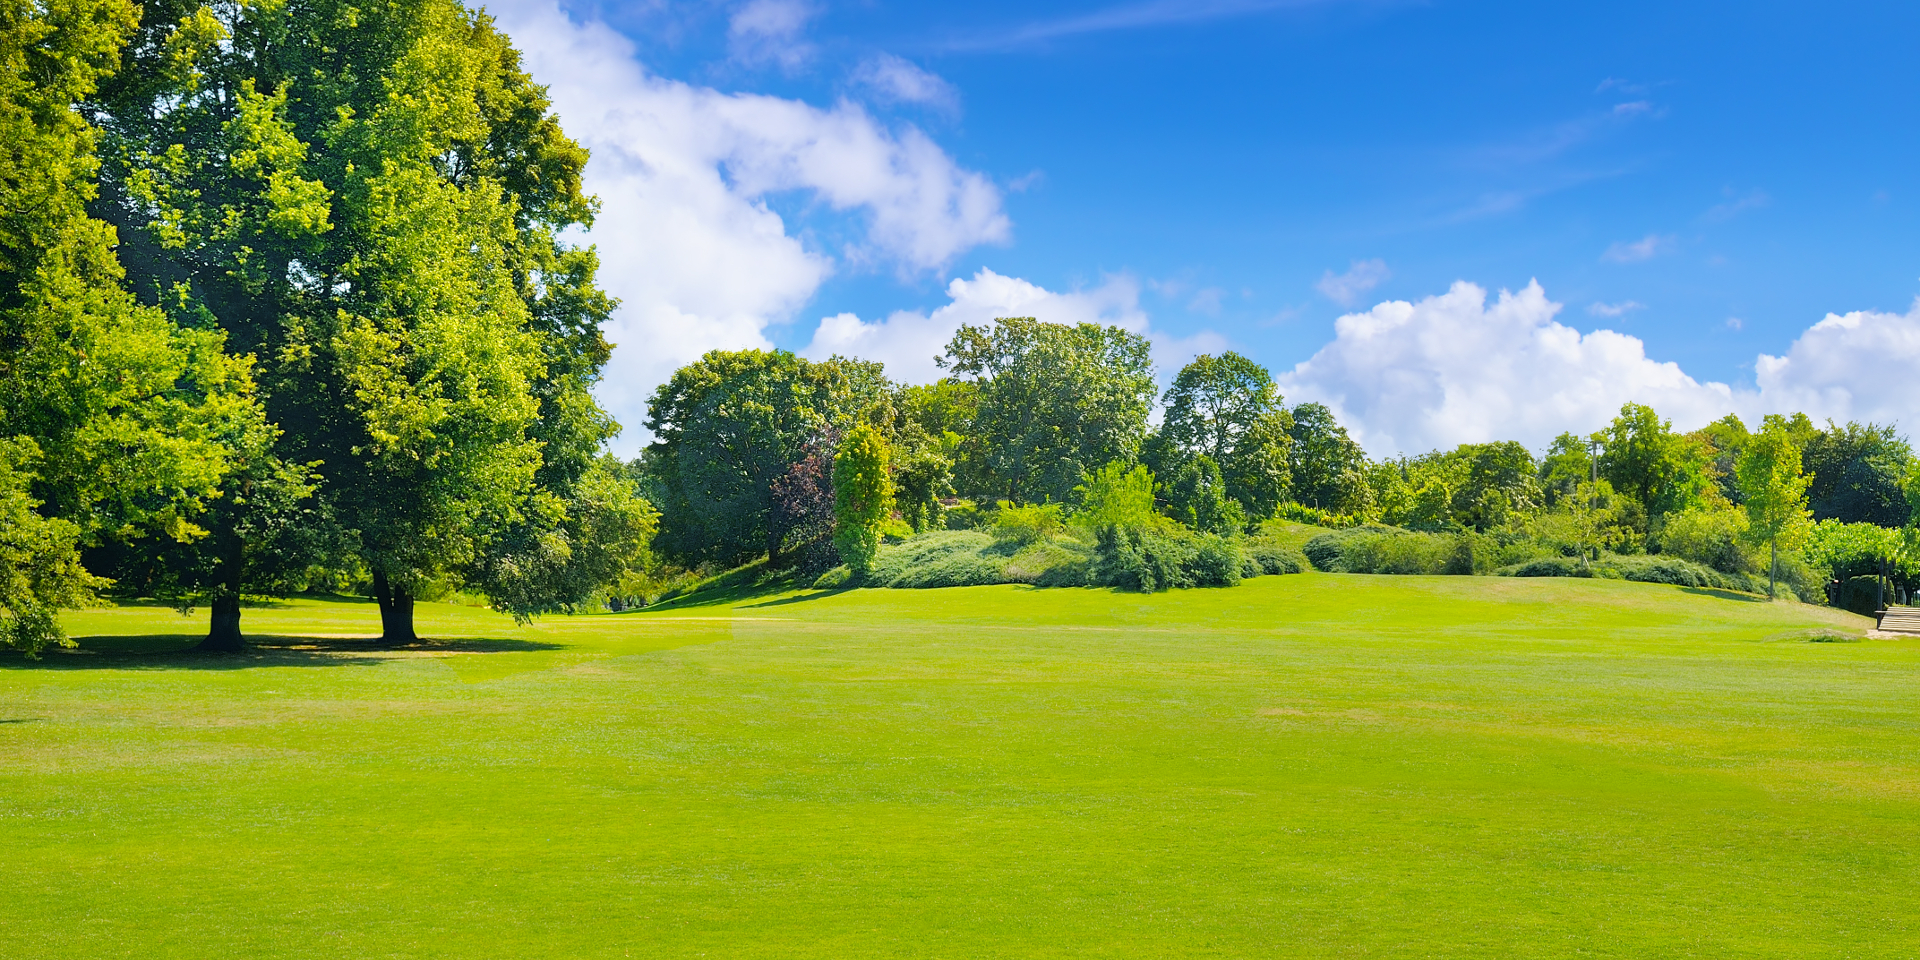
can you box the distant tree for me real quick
[1737,416,1813,599]
[1073,461,1165,530]
[1801,421,1912,526]
[1286,403,1371,513]
[832,425,893,574]
[940,318,1155,505]
[894,448,953,534]
[1693,414,1751,505]
[646,350,886,567]
[1527,479,1624,573]
[1154,353,1293,519]
[1598,403,1713,524]
[1164,455,1244,536]
[1538,432,1596,507]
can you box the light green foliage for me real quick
[91,0,631,640]
[1738,416,1814,598]
[832,424,893,573]
[1286,402,1372,513]
[941,317,1156,504]
[1538,431,1596,506]
[1656,503,1759,575]
[1801,518,1918,590]
[1526,479,1633,568]
[1693,414,1751,505]
[991,501,1065,546]
[1599,403,1715,522]
[1153,352,1292,518]
[1073,460,1165,530]
[0,0,263,649]
[1380,442,1539,531]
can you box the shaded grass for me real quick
[1,577,1911,958]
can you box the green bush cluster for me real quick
[1089,526,1240,592]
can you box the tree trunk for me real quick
[203,593,244,652]
[197,532,246,653]
[372,570,418,645]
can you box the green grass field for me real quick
[3,576,1912,958]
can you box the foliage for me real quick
[1287,402,1372,514]
[992,501,1065,546]
[832,424,893,573]
[1598,403,1714,522]
[943,500,988,531]
[1073,460,1165,530]
[1240,542,1308,577]
[1304,527,1474,575]
[1377,442,1540,531]
[941,317,1156,504]
[1655,504,1759,575]
[1090,524,1240,592]
[1800,420,1912,526]
[1525,479,1632,568]
[1737,415,1814,597]
[894,447,953,534]
[647,350,879,566]
[1153,352,1292,517]
[1164,455,1246,535]
[0,442,105,655]
[858,530,1011,589]
[1538,432,1596,506]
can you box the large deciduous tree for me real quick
[940,317,1155,505]
[645,350,887,568]
[1152,352,1291,520]
[91,0,641,644]
[1801,420,1912,527]
[1285,402,1370,513]
[2,0,260,653]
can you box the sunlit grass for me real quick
[2,576,1911,958]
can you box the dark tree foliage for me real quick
[894,448,953,533]
[1164,455,1244,535]
[1286,402,1370,512]
[645,351,885,567]
[1538,432,1595,506]
[940,317,1155,505]
[1153,352,1292,519]
[770,437,838,574]
[1693,414,1751,505]
[1597,403,1713,522]
[1801,421,1912,526]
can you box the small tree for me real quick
[1074,461,1164,530]
[1737,417,1813,599]
[832,424,893,574]
[1166,455,1244,536]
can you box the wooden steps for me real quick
[1876,606,1920,634]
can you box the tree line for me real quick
[637,316,1917,604]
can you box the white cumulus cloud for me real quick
[1279,282,1920,456]
[729,0,817,71]
[802,267,1225,387]
[487,0,1011,451]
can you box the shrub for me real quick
[865,531,1008,588]
[1501,556,1591,578]
[944,500,988,530]
[1656,505,1759,575]
[1241,542,1307,577]
[1306,527,1468,575]
[1836,575,1890,615]
[992,501,1065,546]
[1091,525,1194,592]
[1187,533,1243,587]
[1006,540,1093,586]
[1073,461,1164,530]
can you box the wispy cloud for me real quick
[1316,258,1390,306]
[729,0,817,71]
[1588,300,1644,317]
[1602,233,1675,264]
[1702,188,1770,223]
[851,54,960,114]
[940,0,1341,52]
[1465,102,1658,170]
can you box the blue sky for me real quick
[493,0,1920,454]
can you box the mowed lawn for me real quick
[2,576,1913,958]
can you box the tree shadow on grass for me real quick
[1679,587,1768,603]
[2,634,562,671]
[743,587,854,608]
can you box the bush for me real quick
[1304,527,1469,575]
[1837,575,1890,615]
[1656,506,1759,575]
[944,500,988,531]
[1241,542,1307,577]
[865,531,1008,588]
[1501,556,1591,578]
[992,501,1065,546]
[1089,525,1243,591]
[1006,540,1092,586]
